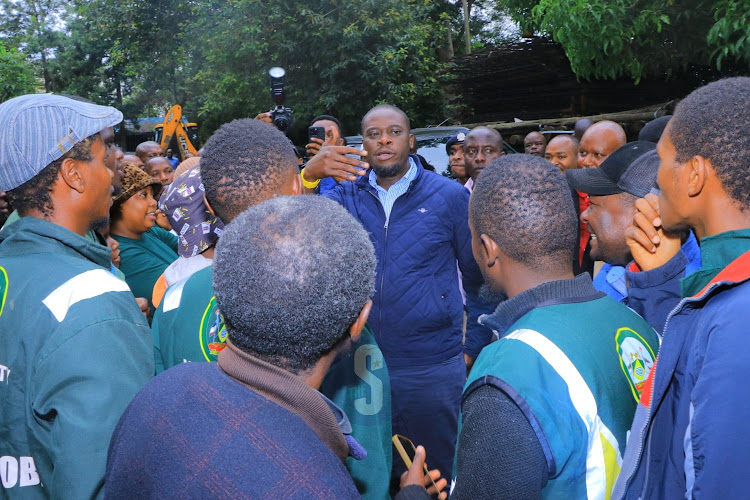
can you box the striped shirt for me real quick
[368,157,418,221]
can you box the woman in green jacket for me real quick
[111,163,178,315]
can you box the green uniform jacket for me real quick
[112,227,178,315]
[152,265,393,499]
[0,218,154,499]
[463,279,660,499]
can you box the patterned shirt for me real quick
[367,157,418,221]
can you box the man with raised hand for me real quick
[0,94,153,498]
[303,104,491,482]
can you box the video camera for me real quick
[268,67,294,132]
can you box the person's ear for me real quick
[479,233,500,268]
[59,157,86,194]
[348,300,372,344]
[409,134,416,152]
[203,193,216,216]
[687,156,709,198]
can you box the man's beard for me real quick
[90,216,110,233]
[478,283,506,306]
[371,160,406,178]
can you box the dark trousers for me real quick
[389,352,465,482]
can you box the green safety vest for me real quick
[461,295,660,500]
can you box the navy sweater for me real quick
[324,157,492,366]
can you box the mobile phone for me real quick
[308,126,326,141]
[392,434,439,496]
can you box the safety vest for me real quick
[461,295,659,499]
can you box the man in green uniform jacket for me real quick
[0,95,154,498]
[151,118,393,499]
[403,155,660,500]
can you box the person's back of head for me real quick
[470,154,578,283]
[200,118,300,223]
[213,195,376,374]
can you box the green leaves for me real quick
[0,41,37,101]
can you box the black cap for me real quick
[566,142,658,197]
[445,132,467,154]
[638,115,671,143]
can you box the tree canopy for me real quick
[1,0,748,139]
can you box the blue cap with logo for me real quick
[0,94,123,191]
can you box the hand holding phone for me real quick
[306,126,327,157]
[393,434,444,498]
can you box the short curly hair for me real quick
[470,154,577,271]
[213,195,376,374]
[668,77,750,208]
[6,134,98,217]
[200,118,298,223]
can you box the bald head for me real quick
[524,131,547,157]
[464,126,504,181]
[578,121,626,168]
[122,154,145,170]
[545,135,579,172]
[135,141,162,164]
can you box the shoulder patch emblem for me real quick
[199,296,227,362]
[616,327,656,402]
[0,266,7,317]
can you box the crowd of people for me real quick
[0,76,748,499]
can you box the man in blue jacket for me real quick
[302,104,491,480]
[567,142,702,333]
[612,77,750,499]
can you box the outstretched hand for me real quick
[400,445,448,499]
[625,193,682,271]
[304,146,368,183]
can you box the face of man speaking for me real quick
[362,108,414,179]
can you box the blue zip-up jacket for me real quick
[612,249,750,499]
[625,232,702,334]
[323,156,491,366]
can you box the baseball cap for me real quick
[566,142,658,198]
[445,131,468,154]
[638,116,671,143]
[0,94,123,191]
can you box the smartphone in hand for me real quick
[308,126,326,142]
[392,434,439,497]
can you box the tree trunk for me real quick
[438,18,454,62]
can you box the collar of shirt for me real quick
[367,156,418,221]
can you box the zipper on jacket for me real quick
[618,283,722,500]
[365,188,389,333]
[616,297,684,500]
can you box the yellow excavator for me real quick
[153,105,200,159]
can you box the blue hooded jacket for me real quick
[323,156,492,366]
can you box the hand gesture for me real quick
[306,137,324,157]
[399,445,448,499]
[304,146,368,183]
[625,194,682,271]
